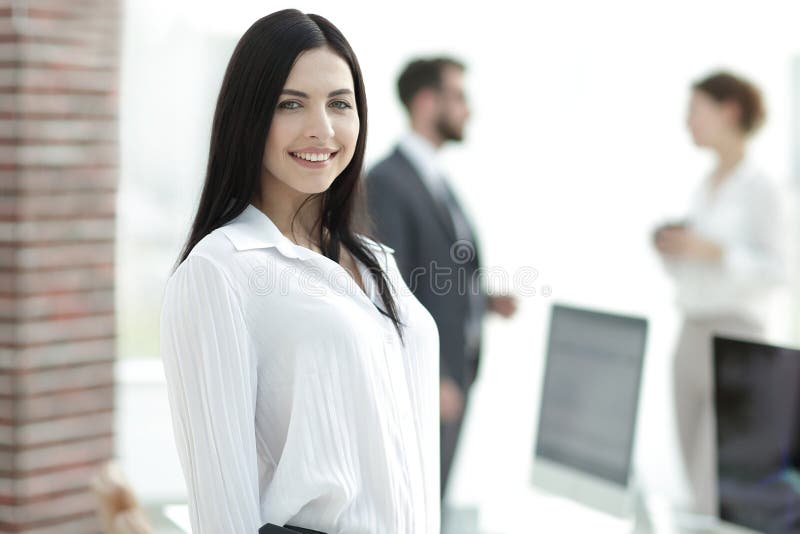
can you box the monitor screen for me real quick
[534,304,647,486]
[714,336,800,533]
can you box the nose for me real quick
[305,105,335,141]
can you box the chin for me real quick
[692,138,710,148]
[688,133,704,147]
[291,177,338,195]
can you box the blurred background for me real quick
[3,0,800,532]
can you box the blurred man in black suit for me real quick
[367,57,517,498]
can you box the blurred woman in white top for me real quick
[653,71,785,520]
[159,9,440,534]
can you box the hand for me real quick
[653,225,722,261]
[90,461,154,534]
[487,294,518,318]
[440,377,464,423]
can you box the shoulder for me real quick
[166,229,242,296]
[356,234,402,284]
[734,162,783,203]
[188,227,239,263]
[366,152,419,209]
[357,234,395,255]
[367,149,413,183]
[368,147,402,172]
[731,159,772,187]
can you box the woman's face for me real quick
[686,89,738,148]
[262,46,359,195]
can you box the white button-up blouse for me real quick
[159,204,441,534]
[663,159,787,321]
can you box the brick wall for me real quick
[0,1,120,532]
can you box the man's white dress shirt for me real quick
[397,131,484,354]
[160,203,441,534]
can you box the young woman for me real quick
[160,10,440,533]
[653,71,785,519]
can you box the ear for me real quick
[409,88,439,118]
[720,99,742,129]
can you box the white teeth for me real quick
[292,152,332,162]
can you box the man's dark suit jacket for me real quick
[366,147,483,391]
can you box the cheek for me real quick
[687,113,701,131]
[264,119,292,165]
[264,135,278,162]
[263,136,278,166]
[689,110,710,132]
[337,115,360,154]
[446,103,465,123]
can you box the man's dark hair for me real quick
[397,57,465,113]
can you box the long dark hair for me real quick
[175,9,404,338]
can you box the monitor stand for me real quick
[491,487,637,533]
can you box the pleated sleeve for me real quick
[160,255,261,534]
[719,178,787,287]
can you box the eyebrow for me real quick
[281,88,354,98]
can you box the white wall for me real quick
[117,0,800,523]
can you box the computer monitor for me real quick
[714,336,800,533]
[532,303,647,518]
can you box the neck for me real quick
[253,175,323,247]
[713,135,746,179]
[410,119,443,149]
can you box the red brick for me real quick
[0,313,114,345]
[2,361,114,396]
[0,435,113,472]
[4,67,117,94]
[7,513,101,534]
[0,21,115,49]
[0,143,118,167]
[0,241,114,269]
[0,459,107,499]
[0,191,116,219]
[0,338,114,370]
[13,1,119,20]
[0,218,115,243]
[0,488,98,525]
[1,1,120,530]
[0,385,113,420]
[0,264,114,295]
[0,14,118,41]
[0,118,117,142]
[0,423,9,447]
[0,42,116,69]
[2,93,116,117]
[9,410,114,447]
[0,167,116,193]
[0,289,115,320]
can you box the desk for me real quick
[472,489,761,534]
[163,504,192,533]
[161,495,762,534]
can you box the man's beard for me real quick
[435,115,463,142]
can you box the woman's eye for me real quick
[330,100,352,110]
[278,100,301,110]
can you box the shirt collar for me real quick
[397,130,447,186]
[220,203,393,259]
[725,157,755,183]
[700,157,756,200]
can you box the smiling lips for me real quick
[289,149,339,167]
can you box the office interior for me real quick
[4,1,800,533]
